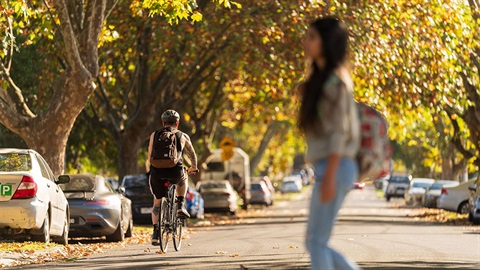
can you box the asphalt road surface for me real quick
[16,185,480,270]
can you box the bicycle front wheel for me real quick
[159,197,170,252]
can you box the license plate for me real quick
[0,184,13,196]
[141,207,152,214]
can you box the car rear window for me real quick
[201,182,227,189]
[412,182,432,189]
[123,176,148,188]
[0,153,32,172]
[60,176,96,191]
[389,176,409,183]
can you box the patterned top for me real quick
[305,73,360,162]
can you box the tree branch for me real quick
[53,0,85,72]
[0,63,36,118]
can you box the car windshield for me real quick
[201,182,227,189]
[0,153,31,172]
[389,176,409,183]
[412,182,432,189]
[60,176,96,191]
[251,184,263,191]
[123,176,148,188]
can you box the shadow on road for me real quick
[359,260,480,270]
[36,253,310,270]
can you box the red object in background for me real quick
[353,182,366,190]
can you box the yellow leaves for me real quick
[191,12,202,22]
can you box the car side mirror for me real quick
[56,175,70,184]
[468,185,477,191]
[118,186,126,194]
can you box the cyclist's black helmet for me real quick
[161,110,180,123]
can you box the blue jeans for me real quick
[306,158,361,270]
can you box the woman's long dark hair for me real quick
[298,17,349,133]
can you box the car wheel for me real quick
[106,220,125,242]
[125,216,133,238]
[32,212,50,243]
[52,212,69,245]
[458,202,470,215]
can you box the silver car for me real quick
[250,182,273,206]
[197,180,238,215]
[60,174,133,242]
[0,148,70,244]
[422,180,459,208]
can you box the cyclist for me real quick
[147,109,198,245]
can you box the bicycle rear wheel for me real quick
[158,197,170,252]
[173,203,183,251]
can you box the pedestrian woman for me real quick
[299,17,361,270]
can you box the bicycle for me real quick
[157,169,198,252]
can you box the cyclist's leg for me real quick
[149,169,169,245]
[152,197,161,225]
[174,170,189,218]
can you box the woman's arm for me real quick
[321,153,341,203]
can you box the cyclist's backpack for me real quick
[150,128,182,169]
[356,102,391,180]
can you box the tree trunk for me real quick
[117,132,143,182]
[249,121,284,175]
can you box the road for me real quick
[16,185,480,269]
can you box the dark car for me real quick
[60,174,133,242]
[121,174,152,223]
[186,186,204,219]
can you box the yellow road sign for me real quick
[219,136,235,150]
[219,137,235,161]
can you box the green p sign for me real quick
[0,184,13,196]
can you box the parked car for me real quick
[251,176,275,205]
[292,169,309,185]
[404,178,435,205]
[60,174,133,242]
[250,182,273,206]
[186,186,204,219]
[353,181,366,190]
[197,180,238,215]
[385,174,412,202]
[468,175,480,224]
[0,148,70,244]
[121,174,152,223]
[374,175,389,189]
[437,179,475,214]
[422,180,458,208]
[106,177,120,190]
[281,175,303,193]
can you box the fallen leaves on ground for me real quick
[407,208,470,225]
[0,226,178,268]
[190,210,268,228]
[229,253,240,257]
[215,250,228,255]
